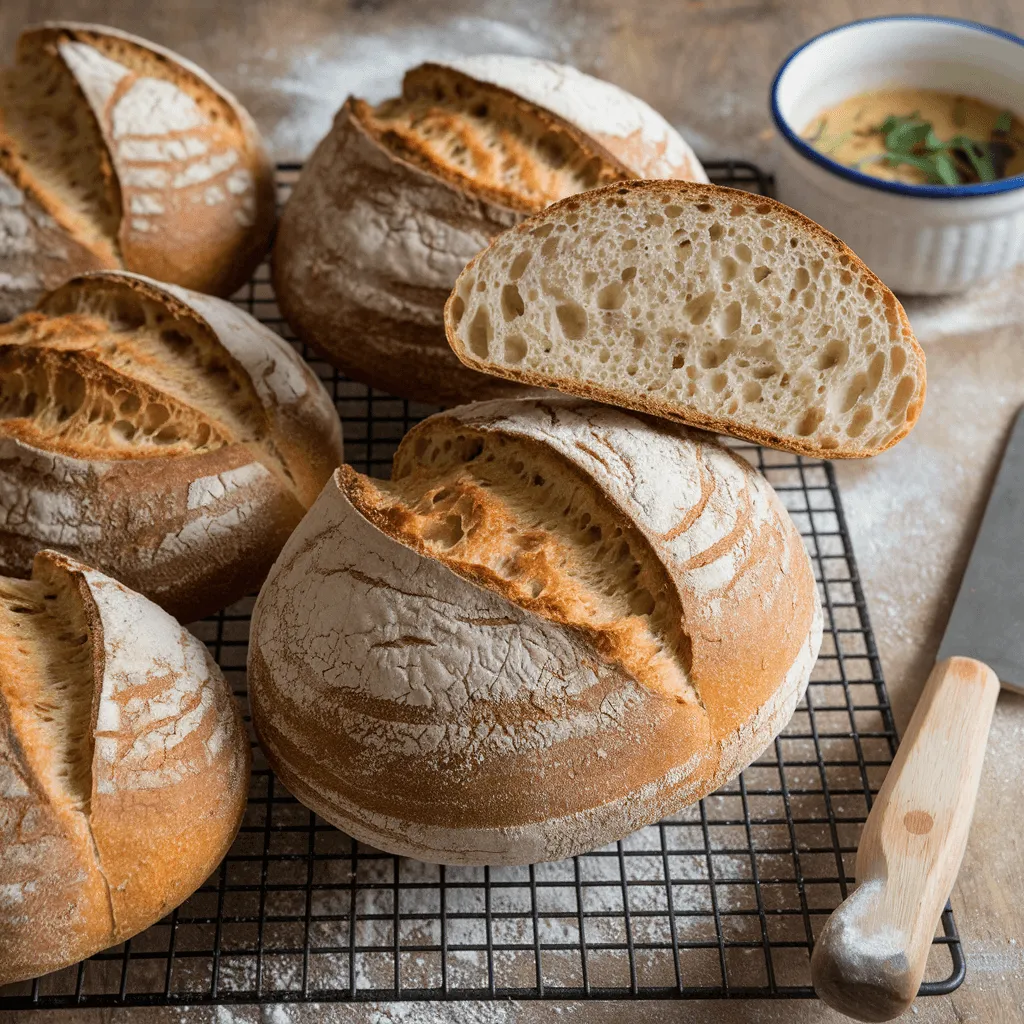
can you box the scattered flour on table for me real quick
[902,265,1024,341]
[267,15,569,158]
[965,938,1024,978]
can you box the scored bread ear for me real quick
[0,22,275,317]
[38,269,343,506]
[250,397,821,865]
[445,181,925,458]
[0,550,250,985]
[0,270,343,622]
[358,62,630,214]
[439,56,708,182]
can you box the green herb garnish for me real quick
[865,111,1017,185]
[950,136,997,182]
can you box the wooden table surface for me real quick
[3,2,1023,1022]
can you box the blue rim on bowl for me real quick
[770,15,1024,199]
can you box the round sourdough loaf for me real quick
[249,397,822,865]
[272,58,706,406]
[0,22,275,320]
[0,549,250,985]
[0,270,344,622]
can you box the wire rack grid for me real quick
[0,161,964,1010]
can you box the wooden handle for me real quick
[811,656,1000,1022]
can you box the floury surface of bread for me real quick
[249,397,822,865]
[272,57,707,406]
[0,271,343,622]
[0,22,275,320]
[446,181,926,458]
[0,550,250,985]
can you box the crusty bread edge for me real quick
[253,571,821,865]
[444,179,927,459]
[19,22,276,297]
[358,61,635,214]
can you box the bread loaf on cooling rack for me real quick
[249,396,822,865]
[0,271,344,622]
[0,550,250,985]
[446,180,926,459]
[272,57,707,406]
[0,22,275,320]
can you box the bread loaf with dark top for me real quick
[272,57,706,406]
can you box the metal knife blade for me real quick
[937,406,1024,691]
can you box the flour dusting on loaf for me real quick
[447,56,708,182]
[272,57,707,405]
[0,550,249,985]
[250,397,821,865]
[0,22,275,319]
[0,271,344,621]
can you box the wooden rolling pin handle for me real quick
[811,656,1000,1022]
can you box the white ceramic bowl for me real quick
[771,16,1024,295]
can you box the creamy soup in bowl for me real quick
[772,16,1024,294]
[801,88,1024,186]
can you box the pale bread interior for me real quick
[357,64,626,213]
[0,279,266,460]
[0,558,95,811]
[344,418,695,704]
[0,37,121,259]
[448,186,925,456]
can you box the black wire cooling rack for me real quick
[0,161,964,1010]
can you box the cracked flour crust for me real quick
[0,21,275,320]
[0,271,344,622]
[250,397,821,865]
[272,57,707,407]
[0,550,249,985]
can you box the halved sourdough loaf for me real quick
[0,271,344,621]
[446,181,926,458]
[0,550,250,985]
[0,22,275,320]
[272,57,706,406]
[249,397,822,865]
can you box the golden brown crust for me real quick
[444,180,926,459]
[249,398,822,864]
[0,551,250,984]
[0,22,275,320]
[0,271,343,622]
